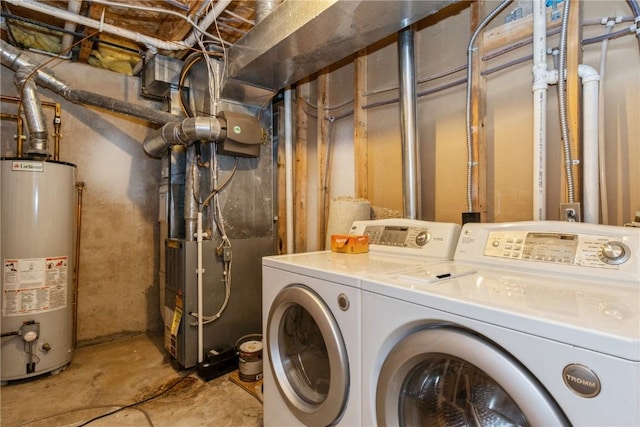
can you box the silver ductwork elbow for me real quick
[143,117,225,158]
[14,66,49,156]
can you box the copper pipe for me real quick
[72,181,85,349]
[1,112,25,157]
[53,103,61,161]
[2,95,62,159]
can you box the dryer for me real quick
[262,219,461,427]
[362,221,639,426]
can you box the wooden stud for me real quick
[565,1,583,206]
[317,69,330,249]
[295,81,310,253]
[470,2,488,221]
[276,101,287,254]
[354,49,369,200]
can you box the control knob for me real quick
[415,231,430,247]
[598,241,631,265]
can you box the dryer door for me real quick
[267,284,349,427]
[376,327,569,427]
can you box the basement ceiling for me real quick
[1,0,460,93]
[1,0,259,72]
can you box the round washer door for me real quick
[267,284,349,427]
[376,327,569,427]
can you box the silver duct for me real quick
[14,65,49,156]
[143,117,225,158]
[398,26,421,219]
[255,0,280,24]
[1,40,180,126]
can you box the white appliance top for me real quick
[262,219,461,287]
[363,221,640,361]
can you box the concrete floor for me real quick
[1,334,263,426]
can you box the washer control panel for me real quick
[456,221,639,282]
[483,230,633,269]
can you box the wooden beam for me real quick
[295,81,310,253]
[78,4,104,63]
[276,101,287,254]
[470,2,487,220]
[317,69,330,249]
[354,49,369,200]
[482,10,562,53]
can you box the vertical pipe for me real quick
[532,0,548,220]
[284,88,294,254]
[61,0,82,56]
[15,66,49,156]
[397,26,421,219]
[579,65,600,224]
[196,211,204,363]
[72,181,85,348]
[53,103,62,161]
[184,146,198,240]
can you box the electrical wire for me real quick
[89,0,226,46]
[465,0,514,213]
[75,373,195,426]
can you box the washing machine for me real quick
[262,219,461,427]
[362,221,639,426]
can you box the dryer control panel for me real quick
[455,221,640,284]
[350,219,461,259]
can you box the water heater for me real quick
[1,158,77,383]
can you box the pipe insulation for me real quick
[14,65,49,156]
[397,26,421,219]
[142,117,225,158]
[1,40,180,125]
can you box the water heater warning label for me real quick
[2,257,68,316]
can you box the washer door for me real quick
[267,284,349,427]
[376,327,569,427]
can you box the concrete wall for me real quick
[299,0,639,246]
[1,56,162,344]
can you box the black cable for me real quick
[77,370,196,426]
[1,331,20,337]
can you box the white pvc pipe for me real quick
[579,64,600,224]
[284,88,294,254]
[532,0,549,221]
[6,0,231,52]
[197,211,204,363]
[61,0,82,56]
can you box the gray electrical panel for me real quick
[164,238,271,369]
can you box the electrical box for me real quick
[216,111,262,158]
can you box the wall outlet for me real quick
[560,202,581,222]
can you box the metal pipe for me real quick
[53,103,62,161]
[14,65,49,156]
[397,26,421,219]
[72,181,85,349]
[284,88,294,253]
[0,113,25,157]
[1,40,180,125]
[143,116,225,158]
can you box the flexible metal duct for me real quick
[1,40,180,126]
[14,65,49,156]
